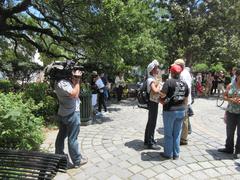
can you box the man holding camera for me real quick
[54,69,88,169]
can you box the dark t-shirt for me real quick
[161,78,189,111]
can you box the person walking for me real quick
[144,60,162,150]
[54,70,88,169]
[218,68,240,159]
[174,59,193,145]
[159,64,189,159]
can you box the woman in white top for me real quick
[144,60,162,150]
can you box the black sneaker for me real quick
[160,152,172,159]
[180,141,188,145]
[234,153,240,159]
[173,155,179,160]
[218,148,233,154]
[144,144,161,150]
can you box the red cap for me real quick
[170,64,183,74]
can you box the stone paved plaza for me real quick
[42,97,240,180]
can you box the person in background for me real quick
[231,67,237,83]
[115,72,126,102]
[211,72,218,95]
[159,64,189,159]
[205,72,214,97]
[217,71,225,95]
[100,72,109,101]
[174,59,193,145]
[218,68,240,159]
[196,72,203,96]
[144,60,162,150]
[93,73,108,115]
[54,69,88,169]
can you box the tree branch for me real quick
[2,31,71,59]
[0,0,31,17]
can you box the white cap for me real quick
[174,59,185,66]
[152,59,159,66]
[147,60,159,75]
[72,70,82,77]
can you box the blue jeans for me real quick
[55,111,82,165]
[163,110,185,157]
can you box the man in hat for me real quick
[174,59,193,145]
[54,69,88,169]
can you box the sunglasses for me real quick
[73,75,81,78]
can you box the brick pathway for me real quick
[41,97,240,180]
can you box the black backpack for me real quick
[137,80,149,109]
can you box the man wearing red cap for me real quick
[159,64,189,159]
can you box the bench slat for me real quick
[0,149,68,179]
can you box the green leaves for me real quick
[0,93,44,150]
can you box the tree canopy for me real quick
[0,0,240,79]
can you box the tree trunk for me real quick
[185,51,192,67]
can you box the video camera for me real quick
[44,60,84,82]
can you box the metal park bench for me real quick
[0,149,68,180]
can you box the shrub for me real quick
[23,82,58,125]
[192,63,209,72]
[0,93,44,150]
[23,82,49,104]
[0,80,14,93]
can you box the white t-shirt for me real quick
[95,78,105,92]
[180,68,192,105]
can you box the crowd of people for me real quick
[53,58,240,169]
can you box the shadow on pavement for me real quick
[124,138,164,152]
[141,151,169,162]
[206,149,234,160]
[92,116,113,125]
[124,139,145,151]
[107,107,121,112]
[234,160,240,172]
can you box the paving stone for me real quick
[193,155,208,162]
[215,166,233,175]
[177,174,197,180]
[138,161,154,169]
[155,173,173,180]
[151,165,167,173]
[165,169,183,178]
[106,175,122,180]
[42,99,240,179]
[128,165,144,173]
[118,160,132,168]
[187,163,203,171]
[202,168,221,178]
[140,169,157,178]
[198,161,215,169]
[161,161,177,169]
[130,174,147,180]
[190,171,209,179]
[176,165,193,175]
[210,160,226,167]
[96,161,111,169]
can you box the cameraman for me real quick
[54,69,87,169]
